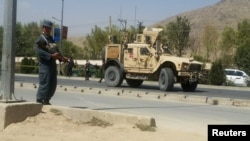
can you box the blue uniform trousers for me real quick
[36,62,57,101]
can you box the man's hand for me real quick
[51,52,68,62]
[51,52,60,60]
[60,56,68,63]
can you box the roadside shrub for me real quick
[209,59,226,85]
[20,57,37,74]
[193,55,207,62]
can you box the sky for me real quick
[0,0,220,37]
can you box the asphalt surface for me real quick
[14,73,250,101]
[11,81,250,136]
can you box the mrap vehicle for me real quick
[103,28,203,92]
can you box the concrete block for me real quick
[233,99,250,107]
[165,94,186,101]
[207,97,233,106]
[44,106,156,127]
[185,95,208,103]
[0,102,42,130]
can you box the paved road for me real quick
[14,73,250,100]
[12,81,250,136]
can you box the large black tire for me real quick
[126,79,143,88]
[158,68,174,91]
[104,66,123,87]
[181,81,198,92]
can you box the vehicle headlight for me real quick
[181,63,189,71]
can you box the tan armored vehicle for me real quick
[103,27,203,91]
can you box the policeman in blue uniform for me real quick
[85,59,91,80]
[34,20,67,105]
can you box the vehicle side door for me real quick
[123,47,139,72]
[225,70,247,86]
[137,47,154,72]
[234,71,247,86]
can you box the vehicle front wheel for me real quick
[181,81,198,92]
[104,66,123,87]
[158,68,174,91]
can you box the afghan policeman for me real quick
[34,20,67,105]
[85,59,91,80]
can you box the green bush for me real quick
[193,55,207,62]
[209,59,226,85]
[20,57,37,74]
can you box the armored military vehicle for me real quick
[102,27,203,91]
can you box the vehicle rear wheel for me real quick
[158,68,174,91]
[126,79,143,87]
[104,66,123,87]
[181,81,198,92]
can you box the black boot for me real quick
[36,99,43,104]
[37,99,51,105]
[43,99,51,105]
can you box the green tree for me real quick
[219,26,236,67]
[16,22,40,57]
[0,26,3,59]
[234,44,250,75]
[61,40,84,59]
[165,16,191,57]
[234,20,250,74]
[83,24,128,59]
[83,25,108,59]
[20,57,37,74]
[209,59,226,85]
[201,25,219,62]
[13,21,82,59]
[236,20,250,45]
[105,25,123,44]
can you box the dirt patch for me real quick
[0,107,205,141]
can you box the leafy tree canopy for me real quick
[164,16,191,57]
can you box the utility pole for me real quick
[59,0,64,76]
[52,0,64,76]
[0,0,17,102]
[60,0,64,52]
[109,16,112,43]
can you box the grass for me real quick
[50,108,63,116]
[212,99,219,105]
[135,124,156,132]
[88,117,113,128]
[48,109,155,132]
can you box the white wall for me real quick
[15,57,102,66]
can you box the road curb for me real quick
[43,106,156,127]
[0,102,156,130]
[184,95,207,103]
[15,82,250,108]
[233,99,250,107]
[0,102,42,130]
[207,97,233,106]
